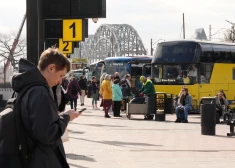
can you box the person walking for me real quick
[78,75,87,106]
[9,48,81,168]
[91,76,100,110]
[67,76,82,111]
[112,79,123,117]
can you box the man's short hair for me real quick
[38,48,71,72]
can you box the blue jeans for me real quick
[92,92,98,105]
[175,106,192,120]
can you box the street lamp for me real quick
[225,20,235,42]
[150,39,164,55]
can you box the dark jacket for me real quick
[91,81,98,94]
[121,84,129,98]
[139,79,155,97]
[52,85,68,112]
[12,59,70,168]
[67,80,82,99]
[114,76,121,83]
[62,79,69,90]
[78,79,87,90]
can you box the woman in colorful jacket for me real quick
[100,74,112,118]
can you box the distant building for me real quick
[192,28,208,40]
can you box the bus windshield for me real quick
[153,41,200,63]
[72,69,84,79]
[152,63,199,85]
[89,64,102,79]
[104,61,128,79]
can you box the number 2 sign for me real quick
[59,39,73,54]
[63,19,83,41]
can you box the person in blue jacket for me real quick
[175,87,192,123]
[112,79,123,117]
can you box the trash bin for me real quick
[155,92,167,121]
[165,94,173,114]
[146,94,156,115]
[200,97,216,135]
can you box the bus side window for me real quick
[200,63,213,84]
[145,67,151,76]
[201,51,213,62]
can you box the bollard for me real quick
[201,103,216,135]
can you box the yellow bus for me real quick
[151,40,235,111]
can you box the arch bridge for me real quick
[73,24,147,64]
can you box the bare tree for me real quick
[0,31,26,70]
[223,28,235,43]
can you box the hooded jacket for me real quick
[12,59,70,168]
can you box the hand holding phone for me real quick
[63,109,80,121]
[77,108,86,113]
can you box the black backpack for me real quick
[0,84,40,168]
[71,84,78,95]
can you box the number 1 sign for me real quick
[63,19,83,41]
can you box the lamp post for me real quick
[150,39,164,55]
[225,20,235,43]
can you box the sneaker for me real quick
[105,115,111,118]
[95,107,100,110]
[175,118,181,123]
[181,119,188,123]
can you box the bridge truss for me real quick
[72,24,147,64]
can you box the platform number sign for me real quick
[63,19,83,41]
[59,39,73,54]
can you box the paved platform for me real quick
[64,98,235,168]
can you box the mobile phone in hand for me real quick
[77,108,86,113]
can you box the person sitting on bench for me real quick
[214,91,228,124]
[175,88,192,123]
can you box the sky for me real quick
[0,0,235,55]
